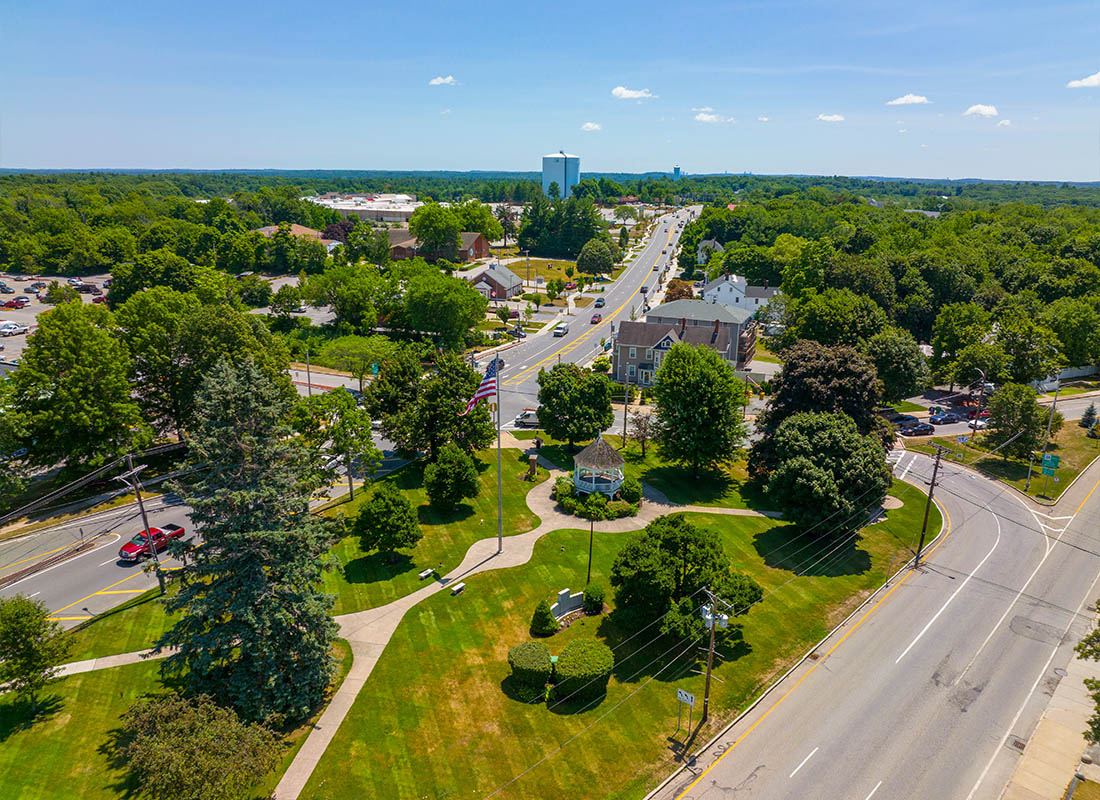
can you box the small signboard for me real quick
[957,435,969,444]
[1041,467,1056,477]
[677,688,695,708]
[371,362,379,376]
[1042,454,1060,469]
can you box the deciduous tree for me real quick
[409,202,462,261]
[0,595,71,709]
[536,363,615,449]
[354,481,421,558]
[985,383,1061,461]
[863,326,929,404]
[423,442,480,511]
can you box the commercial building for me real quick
[254,223,341,253]
[305,192,422,223]
[541,151,580,198]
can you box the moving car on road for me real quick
[117,524,186,562]
[590,313,602,324]
[513,408,540,427]
[594,297,605,308]
[553,322,569,337]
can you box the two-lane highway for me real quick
[654,451,1100,800]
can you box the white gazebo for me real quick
[573,437,625,498]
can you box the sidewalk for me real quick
[1002,655,1100,799]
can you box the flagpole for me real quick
[496,357,503,554]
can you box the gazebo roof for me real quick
[573,437,625,469]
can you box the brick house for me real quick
[385,229,490,262]
[464,263,524,299]
[255,223,341,253]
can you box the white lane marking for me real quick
[98,558,119,567]
[864,782,883,800]
[1036,513,1073,520]
[898,455,915,482]
[895,510,1002,664]
[789,747,818,778]
[964,536,1100,800]
[28,591,40,598]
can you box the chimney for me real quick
[714,318,720,335]
[764,279,769,288]
[680,317,686,334]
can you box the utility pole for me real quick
[305,347,313,398]
[1040,383,1062,498]
[971,368,987,440]
[524,249,531,287]
[117,454,166,594]
[699,587,729,723]
[914,445,947,569]
[621,368,631,444]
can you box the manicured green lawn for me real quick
[519,433,767,511]
[0,639,353,800]
[753,340,783,364]
[889,400,926,413]
[322,448,548,614]
[300,480,933,800]
[906,423,1100,501]
[67,585,178,661]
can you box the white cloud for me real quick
[694,112,721,123]
[1067,70,1100,88]
[887,93,930,105]
[691,106,714,112]
[964,104,998,117]
[440,108,451,115]
[898,128,907,133]
[997,119,1012,127]
[429,75,458,86]
[580,121,601,132]
[920,143,929,148]
[757,116,769,122]
[816,113,845,122]
[612,85,656,100]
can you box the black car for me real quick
[929,412,961,425]
[509,326,527,338]
[0,284,12,294]
[640,286,649,294]
[890,414,918,428]
[900,421,935,436]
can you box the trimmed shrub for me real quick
[553,638,614,703]
[607,500,637,518]
[507,641,553,690]
[553,476,576,502]
[592,356,611,373]
[530,599,560,636]
[618,477,642,504]
[583,583,606,614]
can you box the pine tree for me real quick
[530,599,560,636]
[1081,402,1097,429]
[156,358,338,724]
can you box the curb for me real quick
[640,471,948,800]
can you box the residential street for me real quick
[652,451,1100,800]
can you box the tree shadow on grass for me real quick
[753,524,871,577]
[341,551,416,587]
[0,694,64,744]
[973,456,1030,484]
[417,502,475,526]
[595,611,751,686]
[499,675,546,705]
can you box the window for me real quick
[628,365,636,377]
[629,347,637,359]
[645,348,653,360]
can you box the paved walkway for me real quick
[1001,655,1100,799]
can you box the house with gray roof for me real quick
[463,263,524,299]
[696,238,725,265]
[702,272,780,312]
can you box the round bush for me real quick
[618,477,642,504]
[606,500,637,518]
[553,638,614,703]
[583,584,606,614]
[507,641,553,689]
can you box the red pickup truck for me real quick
[117,524,186,562]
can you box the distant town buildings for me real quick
[254,223,341,253]
[541,151,580,198]
[305,192,422,223]
[673,165,681,181]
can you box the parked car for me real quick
[972,418,988,430]
[965,408,991,420]
[117,524,186,562]
[508,326,527,338]
[509,309,519,318]
[0,322,29,336]
[75,282,97,293]
[594,297,605,308]
[29,281,47,289]
[900,421,935,436]
[590,313,602,324]
[929,412,961,425]
[23,286,38,294]
[3,297,29,309]
[564,281,576,290]
[890,414,918,428]
[0,284,12,294]
[91,295,107,304]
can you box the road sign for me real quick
[677,688,695,708]
[1041,467,1056,477]
[371,362,379,376]
[1042,454,1060,469]
[957,435,969,444]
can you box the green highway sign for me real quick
[1041,467,1056,477]
[1041,454,1060,469]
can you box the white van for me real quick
[553,322,569,337]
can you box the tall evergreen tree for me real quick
[156,358,338,724]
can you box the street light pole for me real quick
[586,516,594,585]
[914,445,947,569]
[1040,383,1062,498]
[117,454,166,594]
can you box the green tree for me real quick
[536,363,615,448]
[0,595,71,709]
[235,273,272,307]
[269,283,302,319]
[545,277,563,303]
[950,342,1010,388]
[863,326,929,403]
[610,515,762,638]
[353,481,421,558]
[118,694,281,800]
[291,388,379,500]
[409,202,462,261]
[996,312,1064,384]
[653,344,747,476]
[387,354,494,460]
[402,268,488,349]
[345,225,391,267]
[423,442,480,510]
[12,300,148,468]
[301,262,386,333]
[43,281,79,305]
[576,239,614,274]
[931,302,992,383]
[765,412,891,534]
[363,342,424,421]
[157,359,337,723]
[453,199,504,241]
[321,334,395,393]
[530,599,560,636]
[985,383,1061,461]
[781,287,888,348]
[547,181,561,199]
[618,225,630,250]
[0,380,27,502]
[1039,297,1100,368]
[629,412,657,457]
[108,247,217,306]
[1081,403,1098,430]
[495,205,517,246]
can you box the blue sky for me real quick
[3,0,1099,180]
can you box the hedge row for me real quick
[553,477,639,520]
[506,638,615,704]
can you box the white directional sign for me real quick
[677,688,695,708]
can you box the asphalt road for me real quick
[653,450,1100,800]
[494,207,697,427]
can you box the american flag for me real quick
[459,358,499,416]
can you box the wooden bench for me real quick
[450,582,466,596]
[419,568,434,581]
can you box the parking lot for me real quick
[0,272,112,363]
